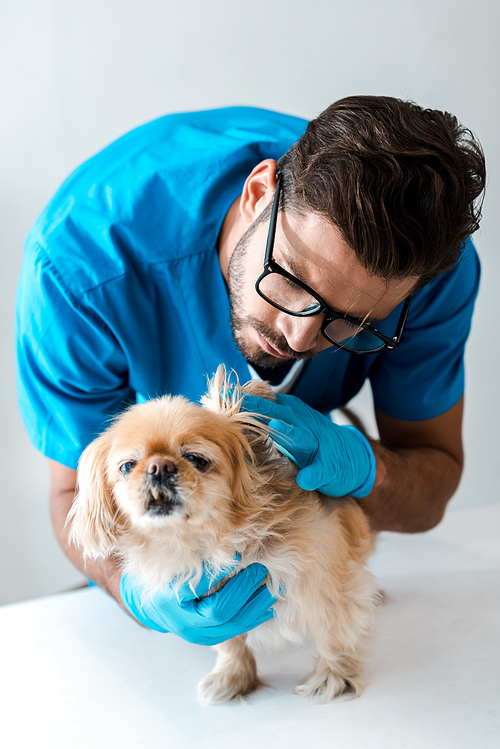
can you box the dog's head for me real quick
[68,366,277,559]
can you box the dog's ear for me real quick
[240,377,276,402]
[67,432,120,560]
[202,364,276,415]
[202,364,243,415]
[202,365,275,454]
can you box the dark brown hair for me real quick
[277,95,486,287]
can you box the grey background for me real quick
[1,0,498,605]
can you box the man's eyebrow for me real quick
[279,248,387,325]
[279,250,310,285]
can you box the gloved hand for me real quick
[120,560,277,646]
[243,393,376,498]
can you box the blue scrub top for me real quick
[15,107,480,469]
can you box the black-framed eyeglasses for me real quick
[255,173,412,355]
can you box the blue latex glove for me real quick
[243,393,376,498]
[120,560,277,646]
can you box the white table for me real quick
[1,504,499,749]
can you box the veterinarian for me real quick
[16,96,485,644]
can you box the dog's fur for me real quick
[68,365,377,704]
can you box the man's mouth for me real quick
[256,331,292,360]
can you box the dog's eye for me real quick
[119,461,137,475]
[184,454,210,471]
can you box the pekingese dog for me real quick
[68,365,377,704]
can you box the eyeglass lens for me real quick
[323,319,385,352]
[258,272,321,313]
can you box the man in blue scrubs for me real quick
[16,96,485,643]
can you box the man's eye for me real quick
[184,454,210,471]
[119,461,137,475]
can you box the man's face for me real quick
[226,203,417,368]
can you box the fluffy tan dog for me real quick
[69,365,377,704]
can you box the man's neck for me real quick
[250,360,295,385]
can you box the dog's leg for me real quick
[294,573,376,703]
[293,644,367,703]
[197,634,265,704]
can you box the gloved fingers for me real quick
[186,590,278,646]
[192,563,275,624]
[173,588,277,646]
[296,463,325,492]
[175,556,240,602]
[234,583,277,629]
[214,585,277,640]
[241,394,292,422]
[243,393,329,431]
[267,419,318,464]
[201,584,277,644]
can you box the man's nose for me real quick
[277,313,326,353]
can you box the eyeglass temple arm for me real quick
[264,173,283,266]
[392,296,412,342]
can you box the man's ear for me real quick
[239,159,278,224]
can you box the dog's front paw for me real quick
[197,668,263,704]
[293,666,363,704]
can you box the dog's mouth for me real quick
[145,479,183,517]
[146,489,183,516]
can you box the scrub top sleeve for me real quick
[15,247,134,469]
[370,238,481,422]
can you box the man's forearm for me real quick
[355,441,462,534]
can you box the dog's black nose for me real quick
[147,458,177,479]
